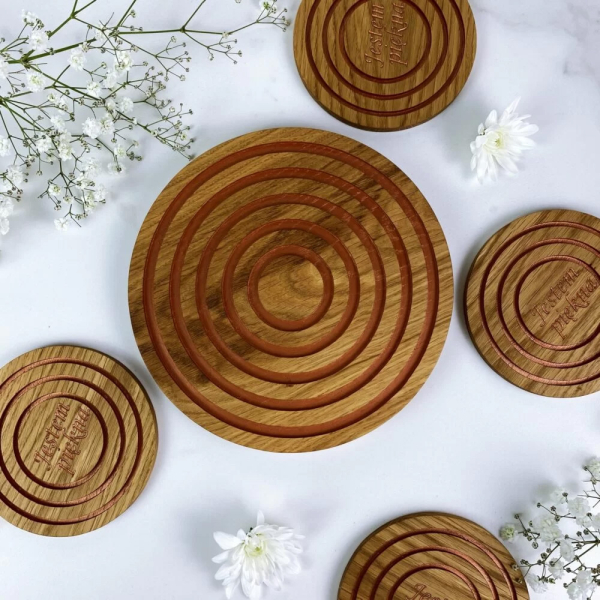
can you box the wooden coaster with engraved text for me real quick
[129,128,453,452]
[293,0,477,131]
[339,513,529,600]
[0,346,158,536]
[465,209,600,397]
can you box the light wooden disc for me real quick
[293,0,477,131]
[465,209,600,397]
[339,513,529,600]
[0,346,158,536]
[129,127,453,452]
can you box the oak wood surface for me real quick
[129,127,453,452]
[293,0,477,131]
[338,513,529,600]
[465,209,600,397]
[0,345,158,536]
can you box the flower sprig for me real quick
[500,458,600,599]
[0,0,289,237]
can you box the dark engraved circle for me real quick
[247,245,334,332]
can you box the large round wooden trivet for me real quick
[0,346,158,536]
[293,0,477,131]
[129,127,453,452]
[339,513,529,600]
[465,209,600,397]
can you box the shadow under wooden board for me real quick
[293,0,477,131]
[129,128,453,452]
[465,209,600,397]
[339,513,529,600]
[0,345,158,536]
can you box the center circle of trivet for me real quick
[248,245,333,331]
[338,513,529,600]
[465,209,600,397]
[293,0,477,131]
[0,345,158,536]
[129,127,453,452]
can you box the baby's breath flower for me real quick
[54,217,70,231]
[69,47,87,71]
[82,117,102,139]
[0,135,11,157]
[28,29,48,52]
[25,70,46,93]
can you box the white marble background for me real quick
[0,0,599,598]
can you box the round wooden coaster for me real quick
[293,0,477,131]
[465,209,600,397]
[129,128,453,452]
[0,346,158,536]
[339,513,529,600]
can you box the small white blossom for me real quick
[35,136,53,154]
[114,50,133,73]
[0,135,11,157]
[47,91,69,112]
[113,144,127,159]
[549,560,565,581]
[533,515,562,543]
[499,523,518,542]
[117,96,134,115]
[57,133,73,161]
[107,160,125,175]
[50,114,67,133]
[82,156,100,177]
[213,511,303,599]
[568,570,597,600]
[105,97,117,113]
[82,117,102,139]
[86,80,102,98]
[560,540,575,562]
[549,488,568,506]
[6,164,24,186]
[525,573,548,594]
[69,47,86,71]
[99,114,114,136]
[0,198,14,219]
[470,98,538,182]
[94,184,107,202]
[54,217,70,231]
[0,56,8,80]
[48,184,62,198]
[21,10,39,26]
[103,70,119,89]
[568,497,591,520]
[27,29,48,52]
[25,70,46,93]
[586,457,600,480]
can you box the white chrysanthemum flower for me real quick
[50,114,67,133]
[48,184,62,198]
[54,217,69,231]
[28,29,48,51]
[525,573,548,594]
[86,80,101,98]
[69,47,86,71]
[83,117,102,139]
[560,540,575,562]
[21,10,39,26]
[586,457,600,480]
[114,50,133,73]
[99,114,114,136]
[499,523,518,542]
[0,56,8,79]
[213,511,303,599]
[25,70,46,93]
[118,96,134,114]
[36,136,53,154]
[0,135,11,157]
[533,515,562,543]
[470,98,538,182]
[6,164,24,186]
[549,560,565,581]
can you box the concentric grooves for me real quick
[338,514,528,600]
[129,128,453,452]
[293,0,477,131]
[0,346,158,536]
[465,210,600,398]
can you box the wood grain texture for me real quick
[293,0,477,131]
[0,345,158,537]
[129,127,453,452]
[339,513,529,600]
[465,209,600,397]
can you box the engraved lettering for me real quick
[364,2,409,68]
